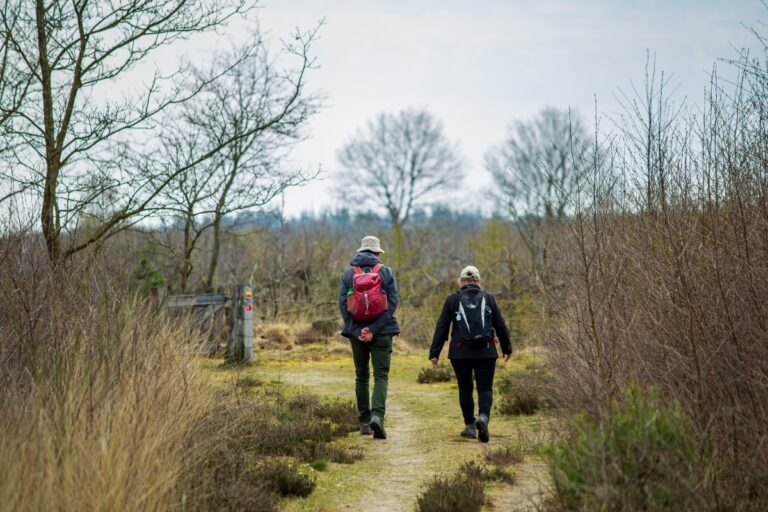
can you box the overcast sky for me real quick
[243,0,765,216]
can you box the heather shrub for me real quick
[497,368,555,415]
[416,473,486,512]
[180,390,361,511]
[417,365,452,383]
[415,458,520,512]
[484,444,525,467]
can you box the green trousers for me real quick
[350,334,393,423]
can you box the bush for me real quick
[417,365,452,383]
[549,386,714,511]
[285,395,359,436]
[311,318,339,336]
[310,459,328,471]
[416,473,486,512]
[254,458,316,497]
[497,368,555,415]
[459,460,515,485]
[484,444,525,467]
[415,458,520,512]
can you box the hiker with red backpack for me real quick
[429,266,512,443]
[339,235,400,439]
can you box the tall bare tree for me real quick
[154,31,321,292]
[615,52,686,212]
[0,0,262,263]
[0,3,34,204]
[485,107,593,274]
[337,108,464,232]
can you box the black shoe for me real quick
[476,414,490,443]
[460,424,477,439]
[360,423,372,435]
[370,416,387,439]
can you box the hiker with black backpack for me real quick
[339,235,400,439]
[429,266,512,443]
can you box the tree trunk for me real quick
[180,208,194,293]
[35,0,60,263]
[205,156,240,292]
[41,163,61,263]
[391,221,405,269]
[204,211,223,293]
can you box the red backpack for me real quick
[347,263,389,322]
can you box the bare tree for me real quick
[485,107,593,274]
[153,124,218,292]
[0,3,34,204]
[0,0,262,263]
[336,108,464,232]
[154,32,321,292]
[615,52,686,212]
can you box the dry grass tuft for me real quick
[0,294,211,511]
[260,323,293,348]
[0,245,361,512]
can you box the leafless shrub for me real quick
[544,46,768,508]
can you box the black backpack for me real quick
[455,289,493,346]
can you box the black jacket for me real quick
[339,252,400,339]
[429,284,512,360]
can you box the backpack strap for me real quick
[353,266,363,275]
[372,263,383,273]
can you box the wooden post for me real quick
[226,285,254,364]
[149,287,159,311]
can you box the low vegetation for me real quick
[417,364,452,383]
[497,367,555,415]
[416,456,521,512]
[0,270,210,510]
[0,258,361,512]
[180,386,361,511]
[544,38,768,507]
[548,386,714,511]
[484,444,526,467]
[416,470,486,512]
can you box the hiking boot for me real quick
[360,423,372,435]
[476,414,490,443]
[460,424,477,439]
[370,416,387,439]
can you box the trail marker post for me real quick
[226,285,254,364]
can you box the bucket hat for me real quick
[357,235,385,254]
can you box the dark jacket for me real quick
[429,284,512,360]
[339,252,400,339]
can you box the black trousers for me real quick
[450,358,497,425]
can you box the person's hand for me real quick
[359,327,373,343]
[503,353,512,363]
[430,357,439,368]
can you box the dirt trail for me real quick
[349,397,427,512]
[258,356,549,511]
[489,461,551,511]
